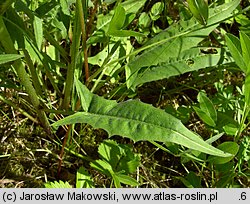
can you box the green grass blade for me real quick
[245,74,250,108]
[226,33,246,72]
[0,16,51,135]
[240,32,250,72]
[0,94,38,124]
[23,49,44,97]
[62,0,81,110]
[0,54,23,65]
[33,16,43,50]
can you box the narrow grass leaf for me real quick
[205,133,224,144]
[240,32,250,71]
[33,16,43,50]
[244,74,250,107]
[0,54,23,65]
[62,2,81,109]
[35,1,58,17]
[109,30,144,37]
[225,33,246,72]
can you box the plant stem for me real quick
[62,4,81,110]
[43,29,70,63]
[1,15,62,99]
[235,103,250,142]
[0,16,51,135]
[78,0,89,81]
[59,1,88,174]
[57,124,72,178]
[86,0,98,38]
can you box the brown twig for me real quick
[57,124,72,178]
[87,0,99,38]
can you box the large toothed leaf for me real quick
[129,48,232,88]
[53,81,231,157]
[126,0,240,89]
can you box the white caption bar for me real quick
[0,188,248,204]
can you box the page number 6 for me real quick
[240,192,246,200]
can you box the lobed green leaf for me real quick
[53,82,231,157]
[126,0,240,89]
[128,48,232,89]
